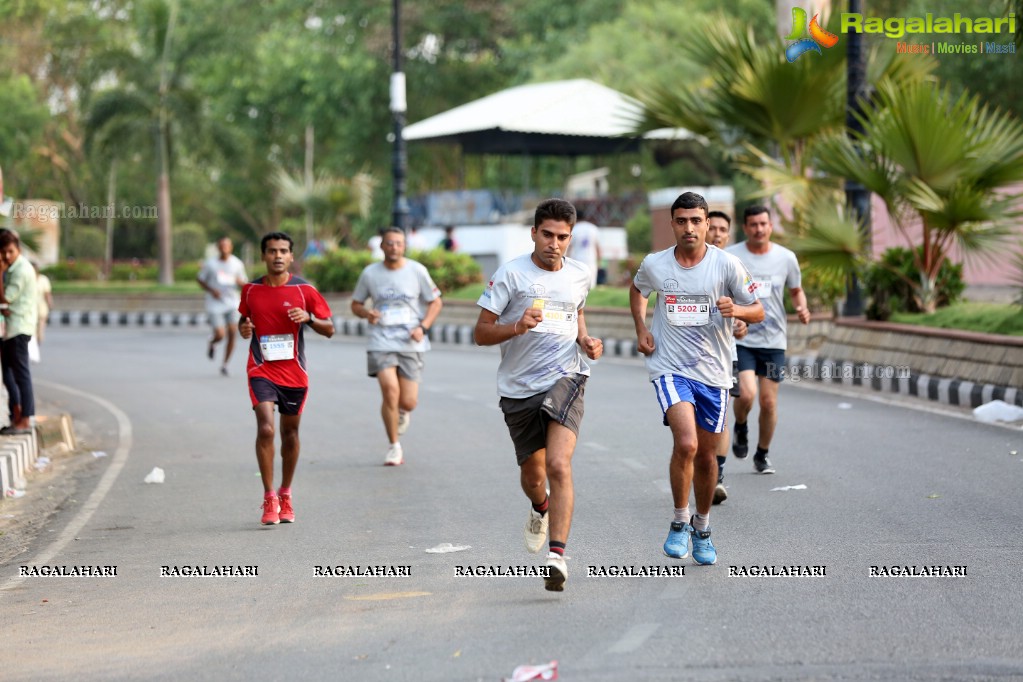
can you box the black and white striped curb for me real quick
[52,312,1019,409]
[786,355,1022,409]
[0,432,39,496]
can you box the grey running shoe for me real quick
[524,507,549,554]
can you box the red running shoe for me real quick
[278,493,295,523]
[261,495,280,525]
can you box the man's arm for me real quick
[410,297,443,342]
[288,307,334,338]
[576,308,603,360]
[196,270,220,299]
[474,307,541,346]
[350,299,381,325]
[790,287,811,324]
[630,284,655,356]
[717,296,764,325]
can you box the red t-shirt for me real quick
[238,274,332,388]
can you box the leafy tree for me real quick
[815,81,1023,312]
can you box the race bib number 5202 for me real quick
[664,294,711,326]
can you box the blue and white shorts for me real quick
[652,374,728,433]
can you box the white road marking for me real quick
[607,622,660,653]
[1,380,133,594]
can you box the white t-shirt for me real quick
[568,221,599,288]
[477,254,591,399]
[726,242,801,350]
[633,245,757,388]
[199,255,247,311]
[352,260,441,352]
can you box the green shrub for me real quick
[304,247,482,294]
[409,249,483,293]
[303,248,378,292]
[65,226,105,260]
[173,222,208,261]
[41,260,101,281]
[863,246,965,320]
[175,261,201,281]
[625,210,652,254]
[109,261,158,281]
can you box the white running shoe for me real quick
[384,442,404,466]
[397,410,410,435]
[523,507,548,554]
[545,553,567,592]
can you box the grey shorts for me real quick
[367,351,424,381]
[207,305,240,330]
[499,374,587,465]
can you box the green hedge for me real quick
[304,248,482,294]
[42,261,100,281]
[864,246,965,320]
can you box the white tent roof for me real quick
[403,79,693,155]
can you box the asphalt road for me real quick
[1,325,1021,681]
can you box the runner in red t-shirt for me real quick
[239,232,334,525]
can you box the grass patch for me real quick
[891,302,1023,336]
[53,281,202,296]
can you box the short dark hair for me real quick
[534,198,576,229]
[670,192,709,216]
[261,231,293,253]
[707,210,731,224]
[743,205,770,222]
[380,226,404,239]
[0,229,20,249]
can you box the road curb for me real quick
[0,414,77,504]
[52,310,1020,411]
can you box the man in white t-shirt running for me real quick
[197,236,247,376]
[726,206,810,475]
[631,192,763,566]
[567,207,601,289]
[351,227,443,466]
[474,198,603,592]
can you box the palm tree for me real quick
[814,81,1023,312]
[84,0,211,284]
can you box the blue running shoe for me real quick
[663,521,691,559]
[691,527,717,565]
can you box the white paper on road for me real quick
[424,542,471,553]
[143,467,165,484]
[972,400,1023,424]
[5,488,26,498]
[837,402,853,409]
[770,484,807,491]
[505,660,558,681]
[91,451,108,458]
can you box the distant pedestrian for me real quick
[440,226,457,252]
[0,229,38,435]
[238,232,335,525]
[197,237,247,376]
[567,207,601,289]
[34,261,53,345]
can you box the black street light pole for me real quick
[390,0,409,233]
[842,0,870,316]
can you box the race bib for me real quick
[664,294,711,326]
[753,277,773,297]
[379,303,413,327]
[529,298,576,335]
[260,334,294,361]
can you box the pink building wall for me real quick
[869,190,1022,286]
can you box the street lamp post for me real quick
[842,0,870,316]
[390,0,409,233]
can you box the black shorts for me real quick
[248,377,308,415]
[736,346,786,383]
[499,374,586,465]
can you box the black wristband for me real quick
[306,315,315,327]
[420,324,430,333]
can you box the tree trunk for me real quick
[157,170,173,285]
